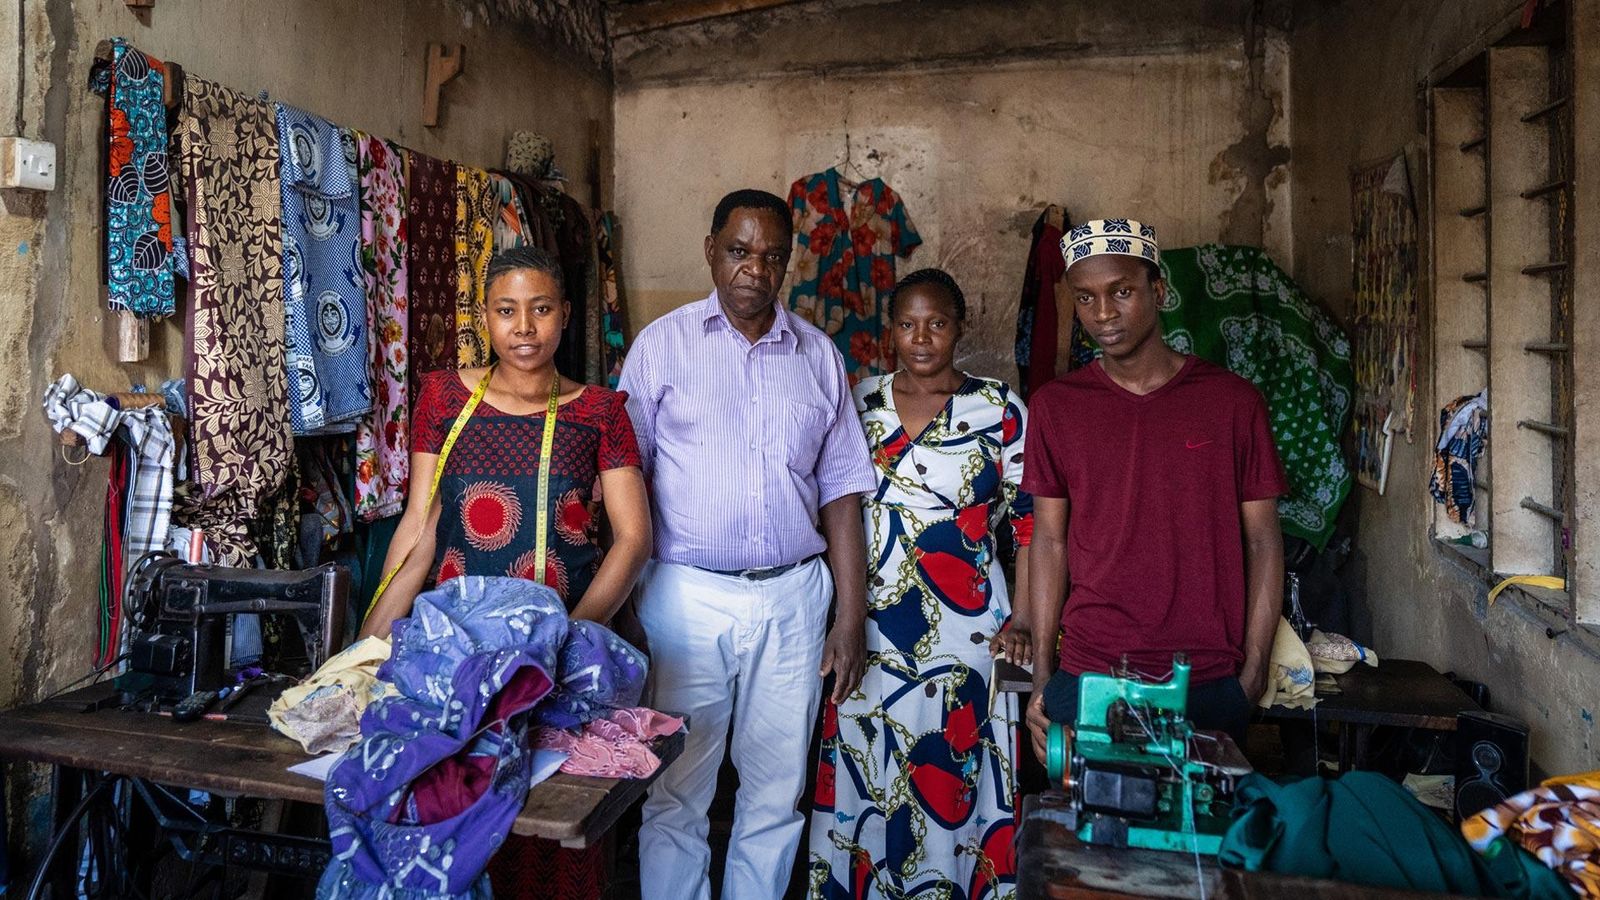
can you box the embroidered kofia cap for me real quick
[1059,218,1160,271]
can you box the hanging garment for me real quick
[1223,771,1570,899]
[1016,206,1065,396]
[596,213,629,388]
[405,151,460,393]
[44,376,176,664]
[787,169,922,382]
[1430,390,1489,526]
[549,189,594,381]
[275,106,371,433]
[88,39,178,318]
[1155,245,1354,550]
[1463,782,1600,897]
[352,132,411,522]
[454,166,498,368]
[175,73,292,567]
[809,374,1031,900]
[496,171,562,259]
[488,173,530,252]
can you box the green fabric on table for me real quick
[1157,245,1354,549]
[1220,772,1571,899]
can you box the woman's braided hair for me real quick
[889,267,966,321]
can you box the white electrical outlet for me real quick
[0,137,57,191]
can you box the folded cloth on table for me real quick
[533,707,684,779]
[1258,617,1316,710]
[1463,781,1600,897]
[1305,628,1379,675]
[269,636,397,755]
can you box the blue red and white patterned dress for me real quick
[411,370,640,610]
[809,373,1033,900]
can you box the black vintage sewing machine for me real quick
[121,551,348,708]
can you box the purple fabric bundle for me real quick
[318,576,647,899]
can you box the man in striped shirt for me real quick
[620,189,875,900]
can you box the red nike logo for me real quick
[1185,439,1213,450]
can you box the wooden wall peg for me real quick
[422,43,465,128]
[124,0,155,8]
[117,310,149,363]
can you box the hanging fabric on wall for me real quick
[175,73,293,567]
[353,132,411,522]
[455,166,498,368]
[583,208,605,386]
[497,171,562,260]
[1016,205,1092,397]
[275,105,371,434]
[1350,154,1419,493]
[488,173,530,252]
[1430,390,1489,527]
[88,38,180,319]
[596,213,629,388]
[1156,245,1354,550]
[405,151,459,393]
[787,168,921,382]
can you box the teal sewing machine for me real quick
[1039,655,1251,854]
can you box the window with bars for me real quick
[1429,19,1576,606]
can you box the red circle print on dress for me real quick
[508,547,569,598]
[461,481,522,552]
[436,547,466,584]
[554,488,590,545]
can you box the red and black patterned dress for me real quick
[412,369,640,610]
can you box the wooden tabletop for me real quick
[998,658,1480,732]
[0,685,683,847]
[1017,793,1464,899]
[1262,658,1480,731]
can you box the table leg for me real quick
[1337,724,1353,772]
[47,765,84,900]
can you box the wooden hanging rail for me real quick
[1520,96,1568,122]
[1460,135,1487,152]
[1460,204,1488,218]
[1524,342,1570,353]
[1517,419,1570,437]
[1461,339,1489,350]
[1522,260,1569,275]
[1520,497,1564,521]
[1521,179,1568,199]
[1463,271,1489,283]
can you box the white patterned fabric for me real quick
[1059,217,1160,271]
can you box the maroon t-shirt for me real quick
[1021,356,1287,682]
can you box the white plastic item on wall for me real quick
[0,136,57,190]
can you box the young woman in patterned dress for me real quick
[809,269,1033,900]
[359,246,651,899]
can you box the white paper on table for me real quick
[287,748,570,786]
[288,753,341,781]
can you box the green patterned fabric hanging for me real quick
[1156,245,1354,549]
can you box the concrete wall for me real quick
[0,0,611,846]
[1290,0,1600,774]
[611,0,1292,383]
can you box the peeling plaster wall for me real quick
[0,0,611,854]
[1291,0,1600,774]
[612,0,1292,385]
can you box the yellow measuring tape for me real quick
[365,366,562,616]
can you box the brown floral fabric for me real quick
[174,73,292,566]
[405,151,458,394]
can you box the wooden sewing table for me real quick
[0,682,683,894]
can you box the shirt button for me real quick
[748,442,756,450]
[750,396,758,404]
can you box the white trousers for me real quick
[637,558,831,900]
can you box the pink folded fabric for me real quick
[533,708,685,778]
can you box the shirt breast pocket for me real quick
[782,400,830,475]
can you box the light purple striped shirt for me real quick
[619,292,876,570]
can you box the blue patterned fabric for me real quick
[89,38,180,318]
[276,104,370,434]
[320,577,649,899]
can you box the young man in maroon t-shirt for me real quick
[1019,218,1288,759]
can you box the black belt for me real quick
[696,554,820,582]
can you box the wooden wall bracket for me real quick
[423,43,465,128]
